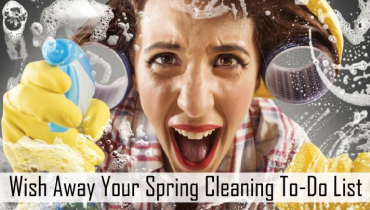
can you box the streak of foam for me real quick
[334,124,368,157]
[294,0,309,5]
[0,138,13,172]
[31,0,113,47]
[2,136,95,172]
[299,29,370,159]
[6,72,22,91]
[354,73,370,81]
[335,0,370,45]
[307,108,331,133]
[302,107,339,139]
[343,110,367,128]
[0,202,17,210]
[343,75,349,84]
[308,29,370,106]
[333,60,370,71]
[118,22,133,42]
[367,84,370,94]
[107,35,119,46]
[169,0,247,19]
[299,111,320,129]
[86,50,112,84]
[110,121,162,172]
[2,0,28,60]
[238,0,248,17]
[321,110,369,158]
[136,125,146,139]
[118,120,134,144]
[356,122,370,152]
[111,150,137,170]
[328,84,370,106]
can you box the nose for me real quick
[177,65,214,118]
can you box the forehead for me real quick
[138,0,255,47]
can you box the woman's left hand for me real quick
[277,142,370,210]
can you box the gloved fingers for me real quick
[54,128,105,166]
[83,160,97,173]
[3,99,75,146]
[3,91,79,145]
[3,96,104,166]
[8,84,82,128]
[285,142,328,173]
[83,140,105,166]
[3,92,104,172]
[83,98,110,140]
[1,113,26,144]
[21,61,71,94]
[352,153,370,172]
[74,134,105,166]
[2,91,53,144]
[328,154,352,172]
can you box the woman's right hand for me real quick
[2,61,109,172]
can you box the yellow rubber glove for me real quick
[277,142,370,210]
[2,61,110,172]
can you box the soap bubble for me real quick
[30,22,43,36]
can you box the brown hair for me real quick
[72,0,339,76]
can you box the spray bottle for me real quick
[42,37,95,132]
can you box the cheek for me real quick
[135,67,178,124]
[221,76,256,126]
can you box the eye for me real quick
[215,55,237,66]
[151,53,179,66]
[214,54,248,68]
[145,53,181,75]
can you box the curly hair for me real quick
[72,0,339,77]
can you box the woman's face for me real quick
[133,0,259,172]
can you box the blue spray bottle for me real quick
[42,37,95,132]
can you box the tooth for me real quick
[188,132,196,139]
[195,132,203,140]
[208,130,213,135]
[176,129,181,135]
[203,131,209,137]
[182,130,188,137]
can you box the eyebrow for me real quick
[144,42,181,53]
[210,45,250,56]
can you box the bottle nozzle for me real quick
[42,37,74,66]
[44,36,56,52]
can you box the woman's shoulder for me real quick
[249,98,308,140]
[249,98,309,172]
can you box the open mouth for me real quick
[169,125,221,170]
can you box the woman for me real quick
[75,0,339,174]
[2,0,368,209]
